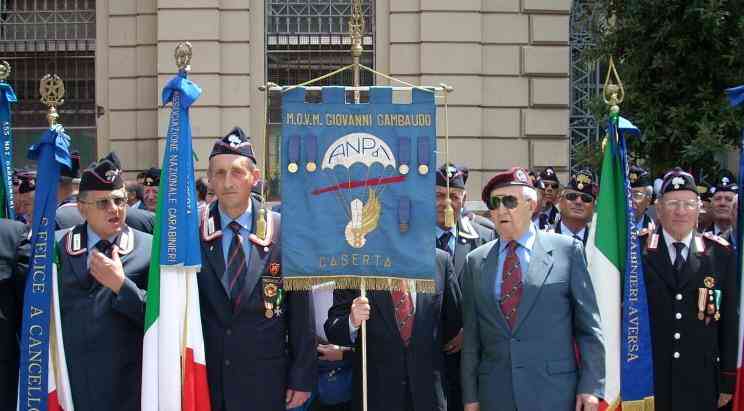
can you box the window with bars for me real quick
[0,0,96,168]
[265,0,375,200]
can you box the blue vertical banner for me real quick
[613,115,655,408]
[280,86,437,292]
[159,70,202,268]
[0,78,17,219]
[17,124,71,411]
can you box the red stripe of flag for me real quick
[312,175,406,195]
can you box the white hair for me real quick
[522,186,538,203]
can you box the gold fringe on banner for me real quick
[621,397,655,411]
[283,276,437,294]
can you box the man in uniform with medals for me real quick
[536,167,561,228]
[641,168,738,410]
[56,152,152,410]
[197,127,315,411]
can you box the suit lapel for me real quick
[645,232,677,291]
[202,204,228,296]
[480,240,510,333]
[376,290,400,339]
[411,290,431,343]
[512,232,553,333]
[64,224,91,288]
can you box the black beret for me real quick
[142,167,161,187]
[713,170,738,194]
[17,171,36,194]
[481,167,533,203]
[661,167,697,195]
[528,170,546,190]
[79,152,124,192]
[539,167,560,184]
[210,127,256,163]
[436,164,468,190]
[60,150,81,179]
[628,165,652,188]
[697,180,713,201]
[566,168,598,198]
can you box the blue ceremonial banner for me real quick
[280,86,437,291]
[17,124,71,410]
[613,116,655,407]
[0,79,17,219]
[159,71,202,268]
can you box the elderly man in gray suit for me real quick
[460,167,605,411]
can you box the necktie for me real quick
[673,242,686,272]
[437,231,453,255]
[500,241,523,329]
[225,221,247,310]
[391,279,414,346]
[573,234,583,244]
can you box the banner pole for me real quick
[361,278,368,411]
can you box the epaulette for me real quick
[201,211,222,242]
[248,210,275,247]
[65,227,86,256]
[645,233,660,251]
[702,231,731,249]
[115,226,134,255]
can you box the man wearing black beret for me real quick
[140,167,161,212]
[704,171,738,243]
[198,127,315,411]
[629,165,656,236]
[55,152,152,411]
[554,168,597,245]
[536,166,561,229]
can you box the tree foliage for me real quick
[588,0,744,178]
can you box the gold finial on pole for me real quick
[40,74,65,127]
[441,83,456,229]
[602,56,624,118]
[0,61,10,82]
[349,0,364,103]
[255,81,278,241]
[175,41,193,72]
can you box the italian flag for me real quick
[141,69,210,411]
[585,136,624,410]
[48,255,74,411]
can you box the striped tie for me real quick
[391,279,414,346]
[225,221,247,311]
[500,241,523,329]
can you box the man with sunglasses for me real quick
[434,164,491,411]
[554,169,597,246]
[461,167,604,411]
[629,165,656,236]
[697,180,715,233]
[537,167,561,229]
[641,168,737,411]
[55,152,152,411]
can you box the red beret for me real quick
[481,167,533,203]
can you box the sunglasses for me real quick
[545,182,560,190]
[80,196,128,210]
[487,195,519,210]
[563,192,594,203]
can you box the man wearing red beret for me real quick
[460,167,605,411]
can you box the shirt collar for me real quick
[661,228,693,250]
[219,203,253,232]
[500,222,537,253]
[435,225,456,238]
[560,221,586,239]
[86,225,117,250]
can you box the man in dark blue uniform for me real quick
[536,166,561,228]
[140,167,160,212]
[198,127,315,411]
[55,150,84,229]
[56,152,151,411]
[0,218,29,410]
[704,172,738,244]
[433,163,490,411]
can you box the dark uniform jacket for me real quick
[56,224,151,411]
[198,200,316,411]
[642,229,738,411]
[0,219,30,410]
[324,250,461,411]
[441,216,491,411]
[55,195,85,230]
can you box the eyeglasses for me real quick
[662,199,700,211]
[631,191,650,200]
[545,182,560,190]
[563,192,594,203]
[80,196,128,210]
[487,195,519,210]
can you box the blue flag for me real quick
[159,71,202,268]
[0,80,16,219]
[280,86,437,291]
[610,116,655,408]
[17,124,71,411]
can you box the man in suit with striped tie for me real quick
[197,127,316,411]
[461,167,604,411]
